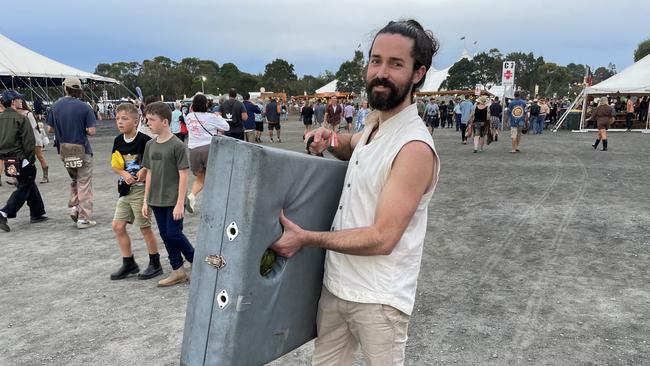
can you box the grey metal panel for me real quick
[181,137,348,366]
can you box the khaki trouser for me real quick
[66,154,93,221]
[312,287,410,366]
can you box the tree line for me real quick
[443,48,616,98]
[94,51,365,101]
[96,40,650,101]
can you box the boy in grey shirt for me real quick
[141,102,194,287]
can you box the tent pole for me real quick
[579,94,588,130]
[646,99,649,130]
[553,90,583,131]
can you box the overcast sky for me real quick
[2,0,649,79]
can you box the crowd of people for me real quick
[1,17,645,365]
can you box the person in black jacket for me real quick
[489,97,503,141]
[0,90,47,232]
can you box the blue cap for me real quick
[1,89,25,103]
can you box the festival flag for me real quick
[584,65,593,86]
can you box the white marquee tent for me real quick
[584,54,650,96]
[553,54,650,131]
[0,33,118,92]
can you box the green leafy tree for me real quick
[444,58,475,90]
[137,56,177,100]
[504,52,544,94]
[536,63,570,97]
[336,50,366,94]
[94,61,140,92]
[634,39,650,62]
[592,66,615,84]
[262,59,298,94]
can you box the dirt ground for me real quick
[0,117,648,366]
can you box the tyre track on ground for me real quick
[507,153,589,363]
[475,154,563,288]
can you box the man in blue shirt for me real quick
[508,91,528,153]
[242,93,261,142]
[47,77,97,229]
[458,95,474,144]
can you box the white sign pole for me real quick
[501,61,516,129]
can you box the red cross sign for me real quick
[502,61,515,86]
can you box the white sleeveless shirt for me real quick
[323,103,440,315]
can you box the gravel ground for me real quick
[0,117,648,365]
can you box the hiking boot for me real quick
[77,220,97,229]
[157,268,188,287]
[30,215,49,224]
[70,207,79,223]
[0,215,9,232]
[110,257,140,280]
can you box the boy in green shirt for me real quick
[141,102,194,287]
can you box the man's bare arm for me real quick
[271,141,436,257]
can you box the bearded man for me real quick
[271,19,441,365]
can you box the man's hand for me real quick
[269,210,305,258]
[173,203,184,221]
[304,127,331,155]
[142,201,150,219]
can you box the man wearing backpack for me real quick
[220,88,248,141]
[529,99,542,134]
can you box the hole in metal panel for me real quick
[217,290,229,310]
[227,222,238,241]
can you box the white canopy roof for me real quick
[0,34,118,84]
[585,54,650,95]
[315,79,337,94]
[419,49,472,93]
[419,65,453,92]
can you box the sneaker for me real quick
[277,138,282,143]
[185,194,196,213]
[30,215,49,224]
[70,207,79,223]
[0,215,9,232]
[473,150,477,153]
[77,220,97,229]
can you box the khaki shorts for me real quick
[189,145,210,174]
[113,185,150,227]
[312,287,409,366]
[511,126,523,138]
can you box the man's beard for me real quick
[366,76,412,111]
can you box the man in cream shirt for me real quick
[271,19,440,365]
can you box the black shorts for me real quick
[303,118,313,125]
[345,117,353,124]
[268,122,281,130]
[255,122,264,131]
